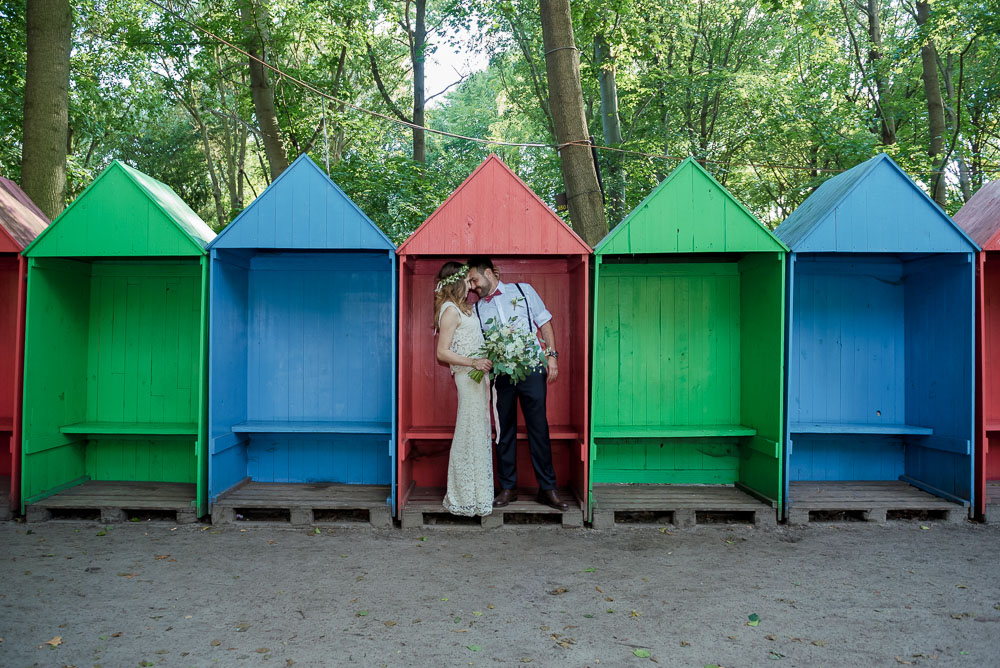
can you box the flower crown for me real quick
[435,265,469,293]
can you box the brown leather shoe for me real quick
[493,489,518,507]
[535,489,569,511]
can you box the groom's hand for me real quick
[546,357,558,383]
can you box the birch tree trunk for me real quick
[594,33,624,225]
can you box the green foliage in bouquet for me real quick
[469,313,546,384]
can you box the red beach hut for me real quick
[0,179,48,519]
[955,182,1000,520]
[396,155,591,527]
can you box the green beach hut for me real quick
[20,161,215,521]
[590,158,787,527]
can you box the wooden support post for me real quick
[400,510,423,530]
[754,509,778,527]
[290,508,313,526]
[561,509,584,528]
[672,509,696,528]
[863,509,887,523]
[25,506,51,522]
[100,508,126,523]
[590,509,615,530]
[368,506,392,529]
[211,506,235,525]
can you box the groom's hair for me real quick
[467,256,496,275]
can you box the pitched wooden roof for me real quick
[595,157,786,255]
[0,178,49,252]
[775,153,977,253]
[25,161,215,257]
[397,154,591,256]
[954,180,1000,251]
[210,153,393,250]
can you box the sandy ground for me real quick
[0,518,998,668]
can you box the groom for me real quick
[466,256,568,511]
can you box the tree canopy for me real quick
[2,0,998,240]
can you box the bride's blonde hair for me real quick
[433,261,473,329]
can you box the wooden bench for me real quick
[592,425,756,439]
[232,420,391,436]
[60,422,198,437]
[789,422,933,436]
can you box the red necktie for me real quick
[483,288,502,303]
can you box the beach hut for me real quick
[0,179,48,519]
[20,161,215,521]
[775,153,977,523]
[207,154,396,528]
[954,181,1000,521]
[396,154,591,527]
[590,158,786,528]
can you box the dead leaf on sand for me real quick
[45,636,62,647]
[548,586,568,595]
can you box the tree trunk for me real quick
[412,0,427,163]
[240,0,289,180]
[865,0,896,145]
[916,1,947,206]
[539,0,607,246]
[21,0,71,220]
[940,53,972,202]
[594,33,625,225]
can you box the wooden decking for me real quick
[212,481,392,528]
[400,486,583,529]
[787,481,966,524]
[25,480,198,523]
[590,484,777,529]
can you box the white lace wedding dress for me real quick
[439,302,494,516]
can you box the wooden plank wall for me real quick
[0,256,18,478]
[208,249,251,500]
[594,262,742,431]
[788,255,908,480]
[737,252,785,503]
[984,257,1000,481]
[20,259,92,507]
[903,254,974,502]
[243,252,392,484]
[82,261,201,483]
[398,256,586,497]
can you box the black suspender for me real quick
[514,283,533,332]
[475,283,533,332]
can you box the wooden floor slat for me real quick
[789,481,958,509]
[401,486,583,529]
[214,482,390,508]
[32,481,195,509]
[592,484,770,508]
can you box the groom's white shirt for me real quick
[474,281,552,348]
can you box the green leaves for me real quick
[633,648,651,658]
[747,613,760,627]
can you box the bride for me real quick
[434,261,495,517]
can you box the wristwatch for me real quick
[545,350,559,359]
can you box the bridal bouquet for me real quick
[469,312,547,384]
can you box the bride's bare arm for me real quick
[437,308,491,371]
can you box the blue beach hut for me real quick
[775,153,978,523]
[207,154,396,527]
